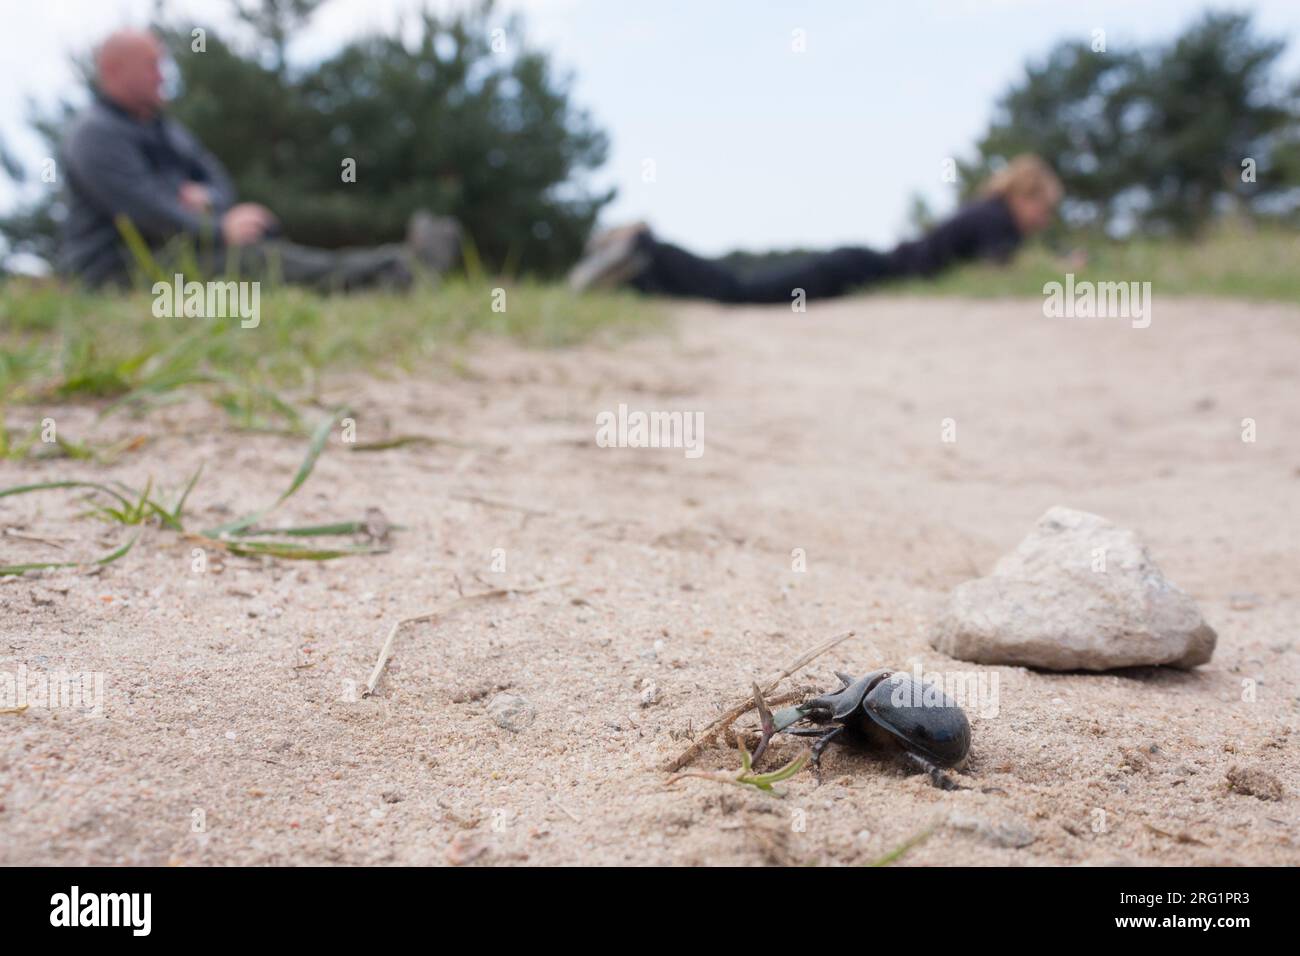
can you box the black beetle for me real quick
[752,669,972,789]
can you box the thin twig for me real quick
[4,528,73,550]
[449,493,552,518]
[660,629,855,773]
[362,579,571,697]
[1144,822,1209,847]
[548,793,582,824]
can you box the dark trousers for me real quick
[103,238,413,292]
[232,240,413,292]
[629,239,897,304]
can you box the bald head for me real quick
[96,29,165,118]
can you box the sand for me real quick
[1,295,1297,866]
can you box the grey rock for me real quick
[486,693,536,732]
[931,507,1216,671]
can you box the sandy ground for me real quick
[2,295,1298,866]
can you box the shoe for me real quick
[568,222,653,292]
[406,211,463,275]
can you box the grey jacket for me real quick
[58,93,236,285]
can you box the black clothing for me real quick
[629,196,1023,304]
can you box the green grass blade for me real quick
[130,475,154,523]
[233,521,369,537]
[348,435,435,451]
[0,532,140,576]
[92,532,141,565]
[739,749,809,789]
[0,480,134,509]
[166,464,204,529]
[222,539,387,560]
[53,435,97,460]
[277,406,347,505]
[867,825,935,867]
[201,407,347,537]
[115,215,167,285]
[0,560,77,576]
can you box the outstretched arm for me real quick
[889,197,1022,277]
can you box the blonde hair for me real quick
[981,154,1064,206]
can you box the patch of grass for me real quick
[667,738,810,796]
[887,225,1300,302]
[0,277,662,449]
[0,409,388,575]
[0,532,141,577]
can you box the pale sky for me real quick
[2,0,1298,255]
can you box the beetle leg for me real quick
[784,725,846,782]
[783,726,835,737]
[903,751,967,791]
[809,726,845,775]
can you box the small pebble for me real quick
[487,693,536,732]
[639,681,660,707]
[1226,765,1283,801]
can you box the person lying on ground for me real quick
[568,154,1064,302]
[58,29,461,291]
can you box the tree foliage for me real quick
[959,11,1299,235]
[2,0,612,275]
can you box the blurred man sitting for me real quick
[59,29,460,290]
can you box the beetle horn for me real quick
[770,705,808,731]
[750,685,811,766]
